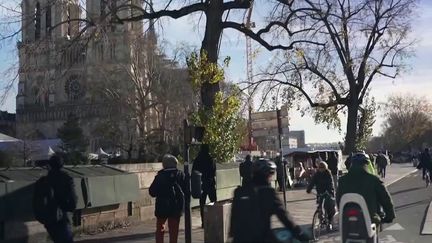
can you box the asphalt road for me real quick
[320,170,432,242]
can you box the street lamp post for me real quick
[183,120,192,243]
[183,119,205,243]
[276,109,287,209]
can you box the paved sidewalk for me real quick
[75,163,416,243]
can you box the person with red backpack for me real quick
[149,154,186,243]
[33,155,77,243]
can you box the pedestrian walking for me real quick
[239,155,253,186]
[326,151,339,188]
[275,155,285,191]
[192,144,217,228]
[33,155,77,243]
[418,148,432,180]
[376,151,389,178]
[149,154,186,243]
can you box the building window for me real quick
[110,0,117,32]
[35,2,41,39]
[46,5,51,37]
[67,5,71,36]
[65,76,85,100]
[100,0,106,16]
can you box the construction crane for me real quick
[245,3,256,151]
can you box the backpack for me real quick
[32,176,63,225]
[168,177,185,214]
[230,186,263,242]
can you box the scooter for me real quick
[339,193,378,243]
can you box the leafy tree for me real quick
[188,51,243,163]
[57,113,88,164]
[356,97,377,151]
[249,0,417,154]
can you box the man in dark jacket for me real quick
[192,144,217,228]
[418,148,432,180]
[337,152,395,225]
[149,154,186,243]
[230,159,311,243]
[326,151,339,189]
[275,155,285,191]
[375,151,389,178]
[239,155,253,186]
[45,155,77,243]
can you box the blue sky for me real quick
[1,0,431,143]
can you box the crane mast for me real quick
[245,3,255,151]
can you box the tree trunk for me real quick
[200,0,223,110]
[345,98,360,155]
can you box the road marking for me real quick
[385,169,417,186]
[384,223,405,231]
[379,235,405,243]
[421,201,432,234]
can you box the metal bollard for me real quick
[204,202,231,243]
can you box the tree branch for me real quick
[222,21,324,51]
[116,3,207,22]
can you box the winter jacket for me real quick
[375,154,389,168]
[306,169,335,196]
[336,166,395,224]
[149,168,186,218]
[192,150,216,184]
[47,170,77,214]
[239,160,253,186]
[230,179,306,243]
[326,152,339,175]
[419,151,432,170]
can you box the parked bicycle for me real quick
[311,191,333,240]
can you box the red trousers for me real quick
[156,217,181,243]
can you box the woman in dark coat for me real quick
[149,154,186,243]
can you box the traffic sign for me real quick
[251,118,289,130]
[250,109,288,121]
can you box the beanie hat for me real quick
[162,154,178,169]
[48,155,64,170]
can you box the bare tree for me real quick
[246,0,417,153]
[90,33,194,160]
[381,94,432,151]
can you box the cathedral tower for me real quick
[16,0,146,151]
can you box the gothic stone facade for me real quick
[16,0,155,151]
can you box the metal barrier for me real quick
[0,165,140,222]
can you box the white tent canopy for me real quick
[97,148,110,156]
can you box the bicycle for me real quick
[311,191,333,241]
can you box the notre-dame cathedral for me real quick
[15,0,173,152]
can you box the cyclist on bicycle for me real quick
[306,161,336,231]
[337,152,395,225]
[230,159,312,242]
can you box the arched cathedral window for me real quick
[35,2,41,39]
[67,5,71,36]
[46,5,51,37]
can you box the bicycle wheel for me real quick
[312,210,322,240]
